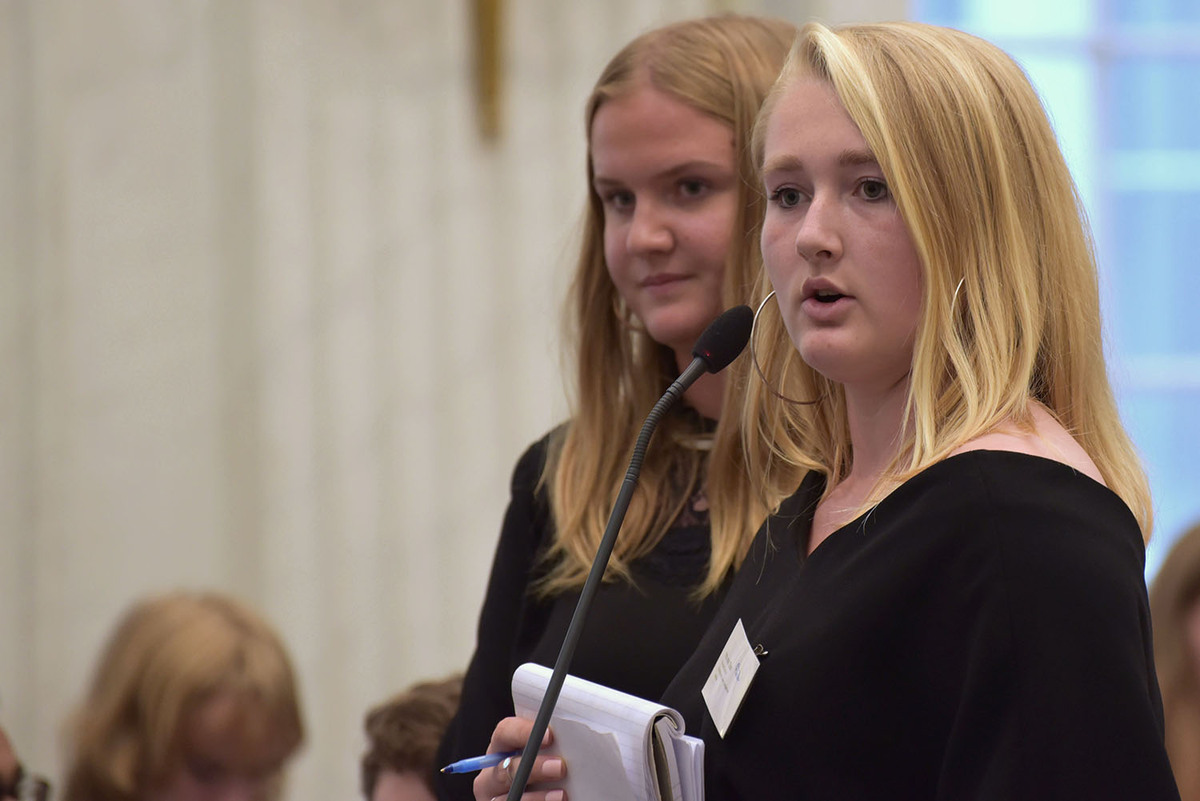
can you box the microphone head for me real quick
[691,305,754,373]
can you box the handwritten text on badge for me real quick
[701,618,760,737]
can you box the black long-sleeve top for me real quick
[435,432,728,800]
[661,450,1180,800]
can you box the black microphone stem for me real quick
[505,356,709,800]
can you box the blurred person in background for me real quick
[362,674,462,801]
[0,723,49,801]
[61,591,305,801]
[1152,520,1200,800]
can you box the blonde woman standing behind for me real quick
[436,13,798,801]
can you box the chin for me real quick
[642,311,714,353]
[644,327,703,362]
[796,341,839,377]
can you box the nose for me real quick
[626,199,674,254]
[794,192,842,263]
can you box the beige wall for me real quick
[0,0,906,798]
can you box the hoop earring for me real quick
[951,277,966,309]
[750,290,821,406]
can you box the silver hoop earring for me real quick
[951,277,966,309]
[750,290,821,406]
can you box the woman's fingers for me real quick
[487,791,566,801]
[474,753,567,801]
[488,716,553,752]
[473,718,566,801]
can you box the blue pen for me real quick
[440,749,523,774]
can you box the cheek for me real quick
[1184,604,1200,675]
[879,227,924,332]
[148,771,204,801]
[760,218,785,277]
[602,222,628,281]
[897,268,923,333]
[761,222,798,297]
[694,198,738,266]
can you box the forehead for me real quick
[590,83,734,177]
[371,769,437,801]
[762,78,871,167]
[181,692,289,772]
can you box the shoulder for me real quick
[950,402,1105,486]
[898,449,1136,540]
[492,427,566,559]
[510,423,567,493]
[887,451,1147,598]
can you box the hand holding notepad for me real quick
[511,663,704,801]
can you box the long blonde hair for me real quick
[539,14,797,597]
[745,21,1152,538]
[1151,522,1200,800]
[62,591,305,801]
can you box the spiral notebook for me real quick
[512,662,704,801]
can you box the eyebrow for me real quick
[761,148,879,175]
[593,159,729,187]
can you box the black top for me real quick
[436,431,728,800]
[661,450,1180,801]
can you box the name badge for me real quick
[701,618,760,737]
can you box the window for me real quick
[915,0,1200,576]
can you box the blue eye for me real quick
[769,187,804,209]
[859,179,889,201]
[601,189,634,211]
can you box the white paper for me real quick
[511,663,704,801]
[700,618,760,737]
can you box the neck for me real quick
[683,370,724,421]
[842,374,911,486]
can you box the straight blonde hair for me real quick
[538,14,797,597]
[61,591,305,801]
[745,22,1152,538]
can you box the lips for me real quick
[643,275,691,287]
[640,273,688,289]
[801,277,850,301]
[798,278,853,320]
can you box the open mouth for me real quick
[813,290,845,303]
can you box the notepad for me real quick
[511,662,704,801]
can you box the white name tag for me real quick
[701,618,760,737]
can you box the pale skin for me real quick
[370,769,437,801]
[473,718,563,801]
[761,77,1104,555]
[144,693,290,801]
[592,74,742,421]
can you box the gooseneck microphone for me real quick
[505,304,753,800]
